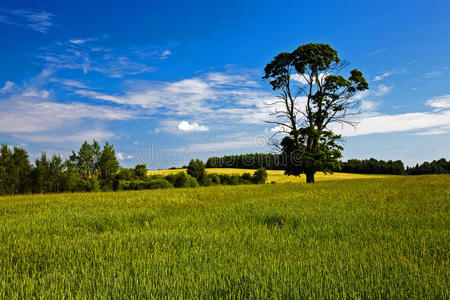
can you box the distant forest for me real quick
[206,154,450,175]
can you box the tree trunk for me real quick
[306,171,315,183]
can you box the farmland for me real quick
[149,168,393,183]
[0,175,448,298]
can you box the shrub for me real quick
[172,172,199,188]
[253,168,268,184]
[208,173,221,184]
[198,173,213,186]
[219,174,241,185]
[187,159,206,181]
[241,172,252,181]
[134,164,148,180]
[145,178,173,189]
[117,180,145,191]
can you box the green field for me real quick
[0,175,448,298]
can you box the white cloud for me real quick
[117,152,134,160]
[412,125,450,136]
[374,84,392,96]
[424,70,443,78]
[51,78,91,89]
[15,129,114,143]
[1,81,15,92]
[0,8,53,33]
[178,121,209,132]
[373,72,391,81]
[331,110,450,137]
[160,50,171,60]
[38,37,156,78]
[366,48,388,56]
[180,138,260,152]
[426,94,450,109]
[360,100,379,111]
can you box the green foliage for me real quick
[0,144,32,195]
[206,153,284,170]
[263,43,369,182]
[117,178,173,191]
[252,168,268,184]
[187,159,206,181]
[172,172,199,188]
[98,142,120,190]
[0,176,447,297]
[207,173,221,184]
[134,164,148,180]
[341,158,405,175]
[406,158,449,175]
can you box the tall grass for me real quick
[0,175,448,298]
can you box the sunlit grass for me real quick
[148,168,393,183]
[0,175,448,298]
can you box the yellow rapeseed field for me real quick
[148,168,393,183]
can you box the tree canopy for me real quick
[263,43,369,182]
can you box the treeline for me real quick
[206,153,284,170]
[405,158,450,175]
[340,158,404,175]
[206,153,449,175]
[0,141,122,195]
[0,143,268,196]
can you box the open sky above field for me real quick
[0,0,449,168]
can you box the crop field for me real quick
[148,168,393,183]
[0,175,448,298]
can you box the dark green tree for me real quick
[134,164,147,180]
[253,168,268,184]
[1,146,32,194]
[98,142,120,189]
[186,159,206,182]
[0,145,12,195]
[33,153,50,193]
[263,43,368,183]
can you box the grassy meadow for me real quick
[0,175,448,298]
[149,168,393,183]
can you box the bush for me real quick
[134,164,148,180]
[253,168,268,184]
[172,172,199,188]
[219,174,242,185]
[187,159,206,181]
[241,172,252,181]
[78,177,101,192]
[198,173,213,186]
[208,173,221,184]
[117,180,145,191]
[145,178,173,189]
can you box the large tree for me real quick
[263,43,368,183]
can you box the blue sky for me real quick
[0,0,449,168]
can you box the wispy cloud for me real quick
[330,95,450,137]
[424,70,443,78]
[160,50,171,60]
[16,129,115,144]
[1,81,15,92]
[74,70,274,126]
[366,48,388,57]
[426,94,450,109]
[0,8,53,33]
[37,37,161,78]
[412,125,450,136]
